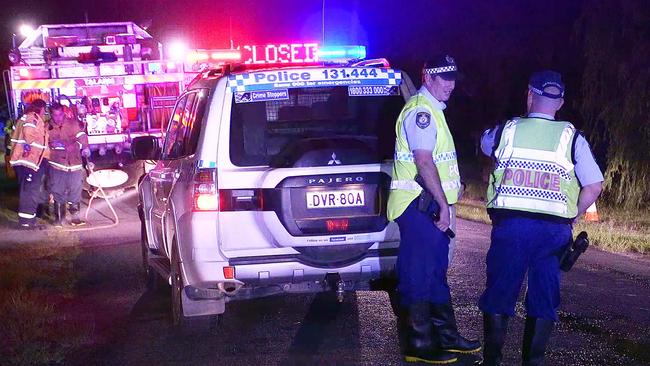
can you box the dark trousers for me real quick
[478,216,571,321]
[47,168,84,204]
[15,162,48,224]
[395,200,451,305]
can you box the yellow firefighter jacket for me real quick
[9,113,50,171]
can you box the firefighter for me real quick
[387,55,480,364]
[9,99,50,229]
[478,71,603,365]
[47,102,91,227]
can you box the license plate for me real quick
[306,190,365,209]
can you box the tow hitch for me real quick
[325,273,345,302]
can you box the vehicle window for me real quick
[162,93,196,159]
[162,95,187,159]
[229,86,404,166]
[185,89,209,155]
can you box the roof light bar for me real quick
[318,45,366,61]
[187,49,242,63]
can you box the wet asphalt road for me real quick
[3,189,650,365]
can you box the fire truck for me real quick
[2,22,189,190]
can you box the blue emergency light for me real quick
[317,45,366,61]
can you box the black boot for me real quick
[69,202,86,226]
[481,313,509,366]
[36,203,51,220]
[522,316,554,366]
[53,202,65,228]
[404,303,458,364]
[430,303,482,354]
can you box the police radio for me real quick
[560,231,589,272]
[414,175,456,239]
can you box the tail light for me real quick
[223,266,235,279]
[193,168,219,211]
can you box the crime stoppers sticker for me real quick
[234,89,289,103]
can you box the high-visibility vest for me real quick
[48,118,88,172]
[387,93,460,221]
[9,113,49,171]
[486,117,580,219]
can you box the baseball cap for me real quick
[423,54,462,81]
[529,70,565,99]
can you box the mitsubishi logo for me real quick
[328,152,341,165]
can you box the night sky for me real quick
[1,0,587,139]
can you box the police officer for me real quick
[478,71,603,365]
[47,103,90,227]
[388,55,480,364]
[9,99,50,229]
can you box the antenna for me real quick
[229,16,234,49]
[84,11,90,41]
[322,0,325,46]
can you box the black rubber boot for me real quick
[36,203,51,220]
[522,316,554,366]
[481,313,509,366]
[404,303,458,364]
[430,303,482,354]
[69,202,86,226]
[53,201,65,228]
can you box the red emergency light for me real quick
[182,43,367,71]
[186,49,242,62]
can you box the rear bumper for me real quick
[183,245,398,301]
[229,247,398,300]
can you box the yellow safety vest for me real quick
[387,93,460,221]
[486,118,580,218]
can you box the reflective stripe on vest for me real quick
[48,160,84,171]
[391,179,461,192]
[10,159,39,170]
[487,118,580,218]
[387,93,460,221]
[30,142,47,149]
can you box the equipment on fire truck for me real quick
[4,22,183,192]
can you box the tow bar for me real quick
[325,273,345,303]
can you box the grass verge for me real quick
[457,180,650,255]
[0,240,93,365]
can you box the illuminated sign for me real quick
[240,43,319,64]
[228,68,402,92]
[83,77,116,86]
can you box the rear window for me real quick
[229,86,404,166]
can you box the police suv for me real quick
[132,45,417,329]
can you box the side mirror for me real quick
[131,136,161,160]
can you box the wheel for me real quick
[140,207,159,291]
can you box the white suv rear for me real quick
[133,58,416,328]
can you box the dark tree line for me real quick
[574,0,650,208]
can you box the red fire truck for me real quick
[2,22,189,190]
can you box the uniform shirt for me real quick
[403,86,446,152]
[481,113,604,186]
